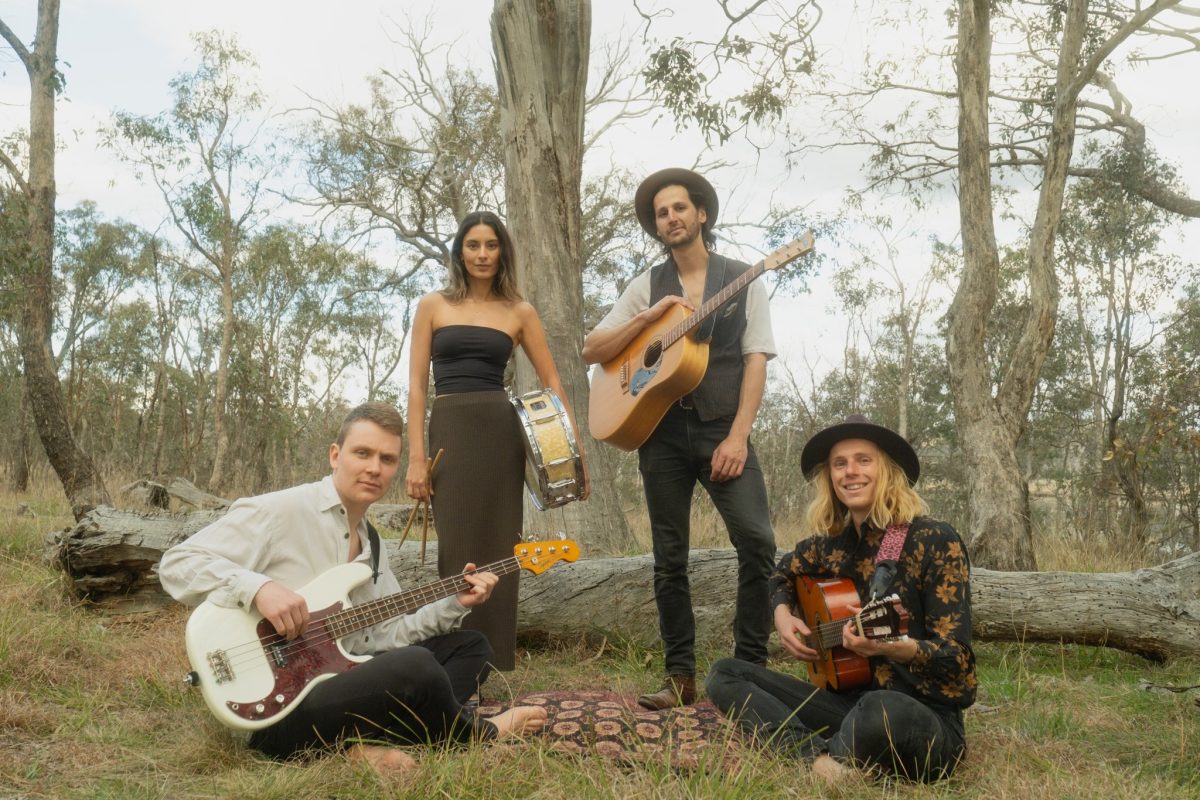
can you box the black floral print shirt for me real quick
[768,516,977,722]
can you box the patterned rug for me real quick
[478,691,745,768]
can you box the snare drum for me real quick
[511,388,584,510]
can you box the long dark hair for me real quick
[442,211,523,303]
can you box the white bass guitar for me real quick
[182,539,578,730]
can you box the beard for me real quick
[662,221,702,249]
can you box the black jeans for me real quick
[638,405,776,676]
[249,630,495,759]
[706,658,966,781]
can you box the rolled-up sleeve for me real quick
[592,272,651,331]
[742,280,776,358]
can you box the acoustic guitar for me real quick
[794,575,910,691]
[588,234,815,451]
[182,539,578,730]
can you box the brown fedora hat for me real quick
[634,167,719,238]
[800,414,921,485]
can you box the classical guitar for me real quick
[182,539,579,731]
[794,575,910,691]
[588,234,815,451]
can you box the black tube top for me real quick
[431,325,514,394]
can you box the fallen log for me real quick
[119,477,229,511]
[45,506,227,613]
[45,507,1200,660]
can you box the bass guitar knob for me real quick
[183,671,200,687]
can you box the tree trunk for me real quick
[48,508,1200,661]
[2,0,111,520]
[207,272,234,493]
[947,0,1086,570]
[491,0,633,554]
[11,376,32,492]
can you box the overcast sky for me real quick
[2,1,1197,390]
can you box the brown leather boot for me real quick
[636,675,697,710]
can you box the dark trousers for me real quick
[638,405,776,676]
[249,630,495,759]
[706,658,966,781]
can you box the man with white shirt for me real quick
[582,168,778,710]
[159,402,545,774]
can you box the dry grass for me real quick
[1,479,1197,799]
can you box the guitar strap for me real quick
[868,522,911,601]
[695,253,729,342]
[365,520,382,584]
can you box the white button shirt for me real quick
[158,475,469,656]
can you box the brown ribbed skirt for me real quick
[429,390,525,671]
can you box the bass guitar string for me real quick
[211,555,529,675]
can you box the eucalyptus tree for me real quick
[1057,144,1184,544]
[229,225,394,488]
[109,31,276,493]
[53,204,147,409]
[298,21,505,280]
[635,0,823,146]
[812,0,1199,569]
[1149,283,1200,551]
[0,1,111,516]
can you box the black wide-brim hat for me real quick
[800,414,921,485]
[634,167,720,238]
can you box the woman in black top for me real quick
[706,415,975,783]
[406,211,586,670]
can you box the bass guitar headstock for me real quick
[514,538,579,575]
[855,593,911,643]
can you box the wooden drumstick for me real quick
[399,448,445,564]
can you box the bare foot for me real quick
[346,743,418,777]
[485,705,548,739]
[812,753,856,787]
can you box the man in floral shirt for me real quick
[706,415,976,783]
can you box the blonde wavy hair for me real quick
[803,444,928,535]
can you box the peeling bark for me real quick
[491,0,634,554]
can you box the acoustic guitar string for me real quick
[660,238,809,350]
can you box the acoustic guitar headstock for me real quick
[763,232,815,272]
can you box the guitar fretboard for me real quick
[659,261,767,350]
[322,556,523,640]
[806,619,851,651]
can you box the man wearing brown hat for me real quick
[582,168,777,709]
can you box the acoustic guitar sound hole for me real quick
[643,340,663,368]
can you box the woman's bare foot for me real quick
[812,753,856,786]
[485,705,548,739]
[346,743,418,777]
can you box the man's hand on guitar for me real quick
[456,563,499,608]
[774,604,820,662]
[254,581,311,640]
[637,295,694,325]
[710,435,749,482]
